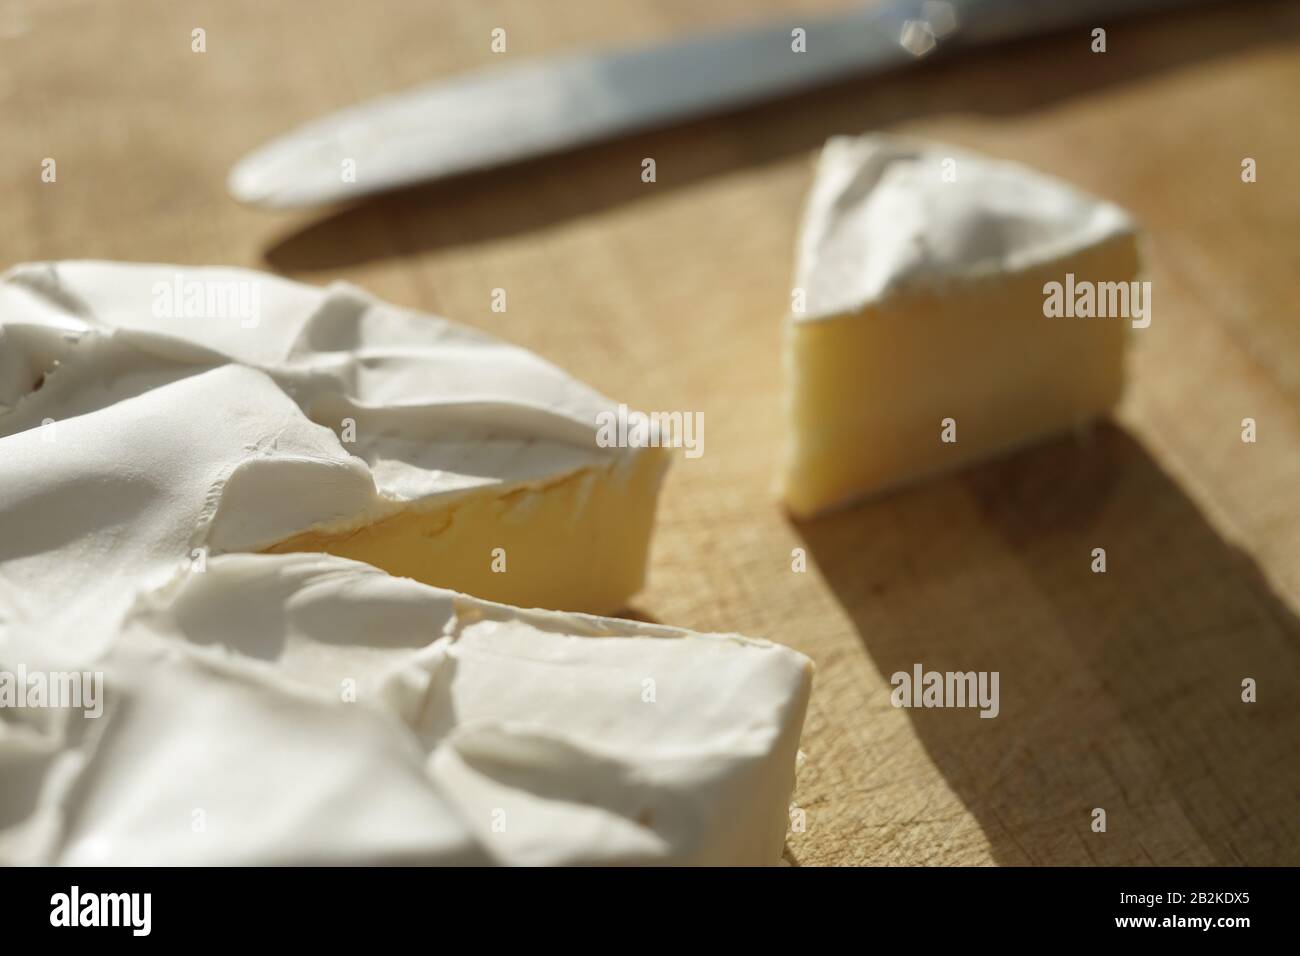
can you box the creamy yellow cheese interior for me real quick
[265,447,668,614]
[783,237,1139,518]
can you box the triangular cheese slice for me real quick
[784,135,1141,516]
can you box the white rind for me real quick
[794,134,1138,320]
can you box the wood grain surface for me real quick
[2,0,1298,865]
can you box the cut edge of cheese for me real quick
[263,444,669,614]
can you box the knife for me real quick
[228,0,1213,208]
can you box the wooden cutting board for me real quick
[3,0,1297,865]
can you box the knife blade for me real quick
[228,0,1213,208]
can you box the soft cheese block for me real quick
[0,261,668,616]
[0,262,813,866]
[1,553,811,866]
[783,136,1141,517]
